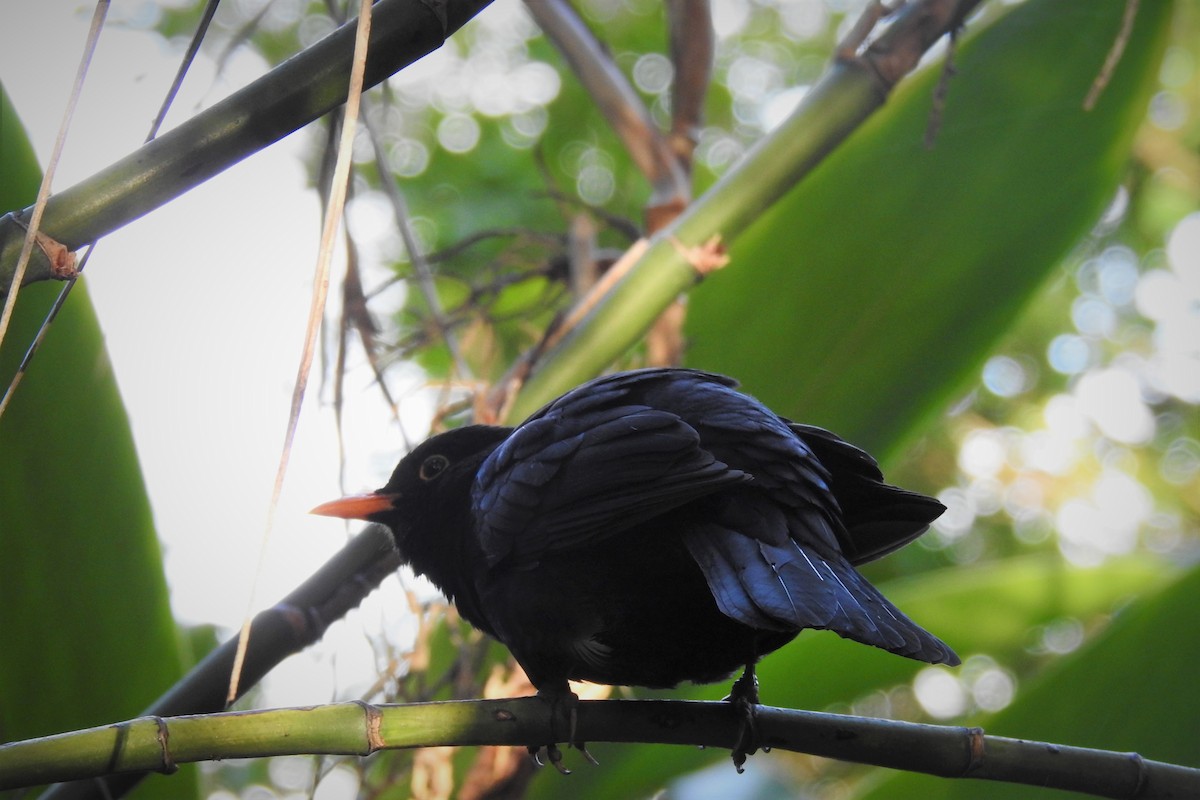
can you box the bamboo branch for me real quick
[0,0,496,295]
[4,699,1197,798]
[34,526,401,800]
[503,0,988,422]
[664,0,712,172]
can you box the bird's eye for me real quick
[418,454,450,481]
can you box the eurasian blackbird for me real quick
[313,368,958,768]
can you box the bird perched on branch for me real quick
[313,368,958,770]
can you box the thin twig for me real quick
[531,187,642,240]
[924,24,959,149]
[333,224,357,492]
[425,228,564,266]
[538,237,650,355]
[1084,0,1139,111]
[317,0,408,444]
[364,98,473,380]
[664,0,712,173]
[645,0,713,365]
[566,213,598,298]
[365,228,567,300]
[0,2,107,411]
[342,231,406,426]
[149,0,222,136]
[332,201,409,452]
[228,0,375,706]
[214,1,275,88]
[0,248,86,419]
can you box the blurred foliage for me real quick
[686,0,1171,460]
[858,561,1200,799]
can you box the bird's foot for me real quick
[724,665,761,773]
[529,687,598,773]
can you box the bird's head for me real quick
[310,425,512,544]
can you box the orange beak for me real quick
[309,493,398,521]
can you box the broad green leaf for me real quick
[685,0,1173,460]
[858,560,1200,799]
[0,84,191,798]
[529,555,1171,799]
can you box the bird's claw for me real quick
[564,702,600,763]
[528,740,596,773]
[578,743,600,766]
[530,743,573,775]
[730,708,758,773]
[528,688,599,773]
[725,666,762,772]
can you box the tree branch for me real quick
[502,0,989,422]
[0,0,495,295]
[4,699,1197,798]
[523,0,689,215]
[664,0,713,173]
[34,526,401,800]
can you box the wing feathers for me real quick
[685,521,955,663]
[474,402,750,567]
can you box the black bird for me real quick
[313,368,958,767]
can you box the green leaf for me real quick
[858,560,1200,799]
[684,0,1173,460]
[0,84,191,798]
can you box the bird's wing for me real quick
[473,374,752,568]
[472,368,842,568]
[675,417,957,663]
[678,407,957,663]
[789,424,945,565]
[599,370,956,664]
[684,513,958,664]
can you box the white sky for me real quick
[0,1,424,704]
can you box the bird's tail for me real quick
[800,543,960,665]
[789,423,947,566]
[685,522,959,666]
